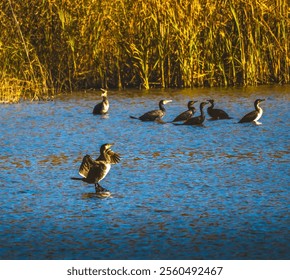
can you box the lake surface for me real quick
[0,85,289,260]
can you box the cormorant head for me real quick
[101,88,108,97]
[207,99,214,104]
[200,101,209,108]
[188,100,197,108]
[254,98,265,108]
[160,99,172,105]
[255,98,265,104]
[159,99,172,110]
[100,143,114,153]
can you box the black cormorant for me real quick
[171,101,197,122]
[71,143,120,193]
[238,99,265,124]
[130,99,172,121]
[207,99,232,120]
[176,102,208,125]
[93,88,109,115]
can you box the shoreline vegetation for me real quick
[0,0,289,102]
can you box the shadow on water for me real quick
[0,85,289,259]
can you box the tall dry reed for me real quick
[0,0,289,101]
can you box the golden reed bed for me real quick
[1,0,289,102]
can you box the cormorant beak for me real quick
[101,88,108,96]
[260,99,265,102]
[163,100,172,104]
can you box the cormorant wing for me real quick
[93,102,102,114]
[79,155,95,178]
[239,110,256,123]
[183,115,201,125]
[209,108,230,119]
[139,109,162,121]
[96,150,121,164]
[85,161,107,183]
[172,110,192,122]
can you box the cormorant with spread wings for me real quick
[71,143,120,193]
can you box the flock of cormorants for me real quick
[71,89,265,196]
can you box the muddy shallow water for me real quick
[0,85,289,259]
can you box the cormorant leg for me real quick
[95,183,102,193]
[95,183,105,193]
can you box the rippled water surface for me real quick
[0,86,289,260]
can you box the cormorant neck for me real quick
[209,103,214,109]
[200,105,205,116]
[255,102,262,112]
[159,102,166,111]
[100,148,111,162]
[100,146,106,156]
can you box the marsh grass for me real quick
[0,0,289,102]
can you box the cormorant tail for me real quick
[71,177,83,180]
[130,116,139,119]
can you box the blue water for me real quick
[0,86,289,259]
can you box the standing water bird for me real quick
[130,99,172,121]
[207,99,232,120]
[93,88,109,115]
[71,143,120,193]
[171,100,197,122]
[175,102,208,125]
[238,99,265,124]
